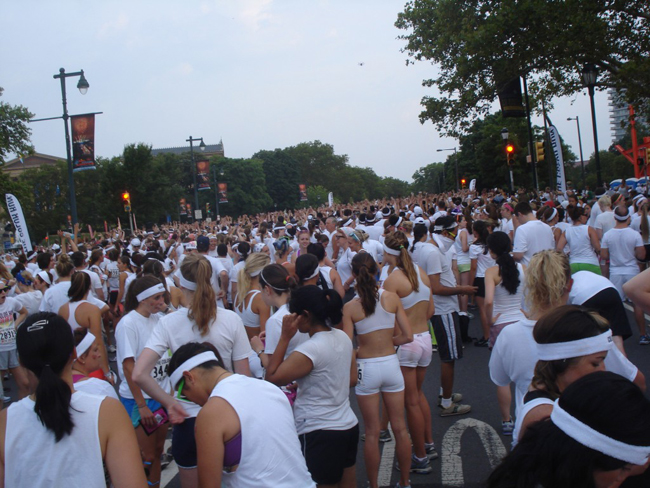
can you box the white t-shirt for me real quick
[264,304,309,357]
[513,220,555,265]
[417,241,458,316]
[14,290,43,317]
[594,211,616,238]
[568,271,616,304]
[116,310,171,399]
[602,227,643,274]
[39,281,72,314]
[292,329,358,435]
[74,377,119,401]
[81,269,103,300]
[0,298,22,352]
[469,243,496,278]
[564,225,599,266]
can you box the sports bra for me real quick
[399,271,430,310]
[223,432,242,472]
[234,290,261,328]
[67,300,91,331]
[355,290,396,335]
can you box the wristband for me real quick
[137,404,146,409]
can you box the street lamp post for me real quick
[187,136,206,220]
[53,68,89,226]
[582,63,602,189]
[212,165,224,220]
[437,148,458,191]
[567,117,586,190]
[501,128,514,192]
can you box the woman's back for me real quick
[564,225,598,264]
[493,263,526,325]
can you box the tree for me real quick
[0,87,34,164]
[395,0,650,137]
[252,149,301,210]
[211,157,272,217]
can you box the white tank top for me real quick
[67,300,91,331]
[492,263,526,326]
[355,290,395,335]
[564,225,599,265]
[400,271,431,310]
[319,265,334,290]
[234,290,261,328]
[5,391,106,487]
[210,375,316,488]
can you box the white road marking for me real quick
[161,439,178,487]
[441,418,506,488]
[623,302,650,321]
[378,428,395,487]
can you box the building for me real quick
[2,153,64,179]
[609,89,647,144]
[151,140,224,158]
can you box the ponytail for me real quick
[259,264,297,296]
[640,202,649,244]
[236,253,270,308]
[351,253,378,316]
[289,285,343,327]
[180,254,217,336]
[411,224,428,253]
[385,231,418,292]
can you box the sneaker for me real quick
[440,403,471,417]
[502,419,514,436]
[360,429,393,443]
[474,337,489,347]
[425,442,439,460]
[2,395,11,404]
[396,454,432,474]
[438,393,463,407]
[107,344,117,353]
[160,452,173,470]
[640,335,650,345]
[431,344,438,353]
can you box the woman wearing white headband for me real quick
[488,371,650,488]
[71,328,119,401]
[168,342,316,488]
[116,275,170,487]
[631,197,650,269]
[601,205,647,344]
[133,254,251,488]
[555,205,602,275]
[336,227,357,303]
[14,270,43,317]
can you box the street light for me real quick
[212,166,224,220]
[501,128,515,191]
[437,147,458,191]
[186,136,205,220]
[581,63,602,188]
[567,117,586,190]
[53,68,89,226]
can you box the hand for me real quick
[281,313,299,340]
[259,330,266,342]
[138,404,156,429]
[216,290,226,300]
[459,285,479,295]
[250,336,264,353]
[166,401,189,425]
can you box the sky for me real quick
[1,0,614,183]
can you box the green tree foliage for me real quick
[396,0,650,137]
[252,149,301,210]
[0,87,34,164]
[211,157,272,217]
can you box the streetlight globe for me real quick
[501,127,509,141]
[77,71,89,95]
[581,63,598,88]
[199,140,206,151]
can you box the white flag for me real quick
[548,125,567,193]
[469,179,476,191]
[5,194,32,253]
[328,192,334,207]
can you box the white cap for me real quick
[413,206,423,215]
[131,238,141,247]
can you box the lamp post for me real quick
[437,147,458,191]
[501,127,514,192]
[187,136,206,219]
[53,68,89,226]
[581,63,602,189]
[212,166,224,220]
[567,116,586,190]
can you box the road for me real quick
[6,306,649,487]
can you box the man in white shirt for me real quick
[196,235,229,308]
[512,202,555,265]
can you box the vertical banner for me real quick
[196,159,211,191]
[545,115,567,193]
[5,194,33,253]
[218,183,228,204]
[469,179,476,191]
[299,184,308,202]
[71,114,96,172]
[179,198,187,215]
[328,192,334,207]
[497,77,526,118]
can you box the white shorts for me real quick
[355,354,404,396]
[397,332,432,368]
[610,273,636,301]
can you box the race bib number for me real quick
[357,362,364,383]
[0,327,16,346]
[151,351,171,386]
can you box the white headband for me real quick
[615,210,631,221]
[76,332,96,357]
[304,267,320,280]
[136,283,166,302]
[170,351,218,389]
[536,330,613,361]
[551,400,650,465]
[546,208,558,222]
[178,274,197,291]
[383,243,402,256]
[249,268,263,277]
[394,216,403,228]
[37,271,52,286]
[343,218,354,227]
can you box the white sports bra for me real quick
[400,272,430,310]
[355,290,395,335]
[67,300,91,331]
[234,290,261,328]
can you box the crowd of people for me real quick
[1,182,650,487]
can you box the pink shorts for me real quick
[397,332,433,368]
[489,320,518,349]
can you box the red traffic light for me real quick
[506,144,515,153]
[461,178,467,185]
[122,192,130,201]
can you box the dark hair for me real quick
[119,255,134,272]
[168,342,225,389]
[217,243,228,257]
[433,215,456,234]
[17,313,75,442]
[107,248,119,261]
[234,241,251,260]
[472,220,490,248]
[351,253,378,316]
[259,264,296,295]
[73,327,91,354]
[487,371,650,488]
[411,223,429,252]
[55,254,75,277]
[532,305,610,399]
[88,249,103,267]
[487,231,519,295]
[70,251,86,268]
[68,272,91,302]
[289,285,343,327]
[36,252,53,271]
[614,205,629,220]
[514,201,532,216]
[569,205,585,222]
[125,275,166,312]
[295,254,320,285]
[307,242,325,261]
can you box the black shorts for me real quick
[109,290,119,305]
[641,244,650,263]
[431,312,463,362]
[582,288,632,340]
[299,424,359,485]
[172,417,197,469]
[473,277,486,298]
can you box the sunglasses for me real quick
[176,378,188,401]
[0,287,10,294]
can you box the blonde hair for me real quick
[525,251,571,313]
[235,253,270,308]
[384,231,419,292]
[180,254,216,336]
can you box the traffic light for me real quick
[122,192,131,212]
[505,143,515,164]
[461,178,467,189]
[535,142,545,162]
[206,202,211,215]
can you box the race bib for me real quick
[357,362,364,383]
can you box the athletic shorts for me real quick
[0,349,19,370]
[431,312,463,362]
[172,417,197,469]
[641,244,650,263]
[355,354,404,396]
[109,290,119,305]
[120,397,164,429]
[473,277,486,298]
[299,424,359,485]
[489,320,518,349]
[397,331,433,368]
[457,263,471,273]
[582,287,632,340]
[570,263,602,275]
[609,273,637,301]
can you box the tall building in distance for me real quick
[609,89,647,144]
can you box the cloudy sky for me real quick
[2,1,613,182]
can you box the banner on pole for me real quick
[545,115,567,193]
[328,192,333,207]
[71,113,96,172]
[299,184,308,202]
[179,198,187,215]
[196,159,211,191]
[5,194,33,253]
[218,183,228,204]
